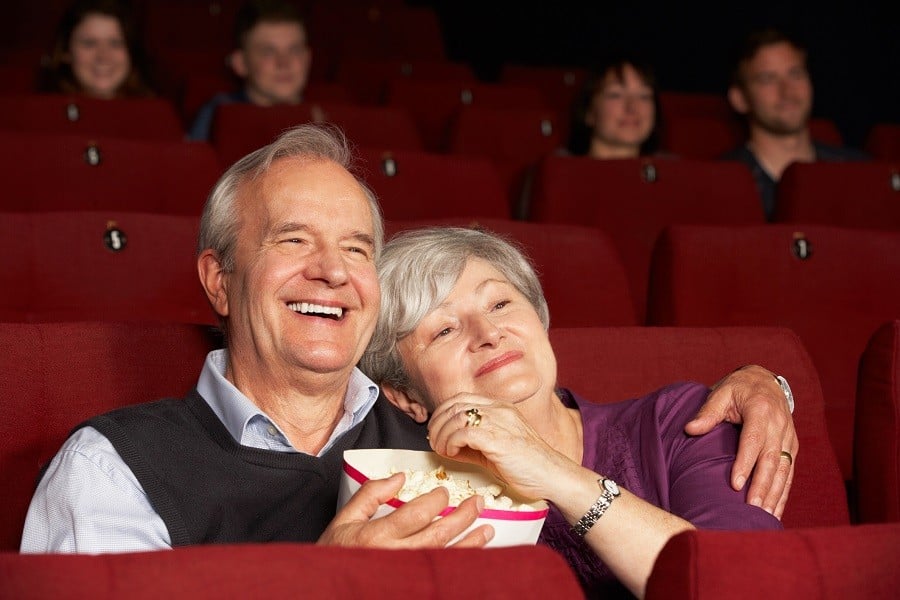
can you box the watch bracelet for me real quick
[571,487,615,537]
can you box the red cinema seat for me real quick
[448,106,565,211]
[0,95,184,141]
[774,161,900,230]
[386,80,547,152]
[0,132,221,214]
[0,543,582,598]
[528,156,764,322]
[855,320,900,523]
[0,211,215,325]
[0,321,219,550]
[550,326,848,529]
[865,123,900,160]
[335,57,476,105]
[657,91,734,121]
[211,103,422,167]
[355,149,509,220]
[648,224,900,480]
[141,0,237,56]
[646,523,900,599]
[387,218,638,327]
[499,64,587,115]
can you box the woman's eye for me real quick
[492,300,510,311]
[435,327,452,339]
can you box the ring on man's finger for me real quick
[779,450,793,465]
[465,408,482,428]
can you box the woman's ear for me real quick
[382,384,430,423]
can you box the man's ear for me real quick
[229,49,248,78]
[728,85,749,115]
[382,384,430,423]
[198,249,229,318]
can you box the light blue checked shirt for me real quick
[20,349,379,554]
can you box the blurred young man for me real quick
[722,29,866,219]
[188,0,311,140]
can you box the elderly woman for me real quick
[361,227,785,598]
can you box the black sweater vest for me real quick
[80,390,430,546]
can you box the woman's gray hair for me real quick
[360,227,549,392]
[197,123,383,272]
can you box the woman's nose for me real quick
[468,314,502,350]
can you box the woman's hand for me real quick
[426,393,578,502]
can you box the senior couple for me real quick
[23,124,792,597]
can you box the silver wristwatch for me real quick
[572,478,621,537]
[774,374,794,414]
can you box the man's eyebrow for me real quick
[269,222,310,237]
[345,232,375,248]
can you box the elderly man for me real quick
[21,124,796,553]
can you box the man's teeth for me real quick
[288,302,343,318]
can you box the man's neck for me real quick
[225,353,349,455]
[746,126,815,181]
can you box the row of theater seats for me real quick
[2,524,899,599]
[2,321,897,596]
[2,211,898,512]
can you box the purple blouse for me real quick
[538,382,782,597]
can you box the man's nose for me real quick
[305,246,349,287]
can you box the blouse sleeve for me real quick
[653,382,783,531]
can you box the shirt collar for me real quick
[196,349,379,454]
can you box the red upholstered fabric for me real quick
[448,106,565,207]
[0,321,219,551]
[0,132,221,214]
[646,523,900,599]
[865,123,900,160]
[0,212,214,324]
[528,156,764,322]
[211,102,423,167]
[774,161,900,230]
[0,95,184,141]
[335,57,476,105]
[855,320,900,523]
[658,91,734,121]
[499,64,587,115]
[662,115,843,159]
[355,149,510,220]
[386,218,638,327]
[648,224,900,480]
[549,326,849,529]
[386,80,547,152]
[0,543,583,599]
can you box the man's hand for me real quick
[685,365,798,518]
[318,473,494,548]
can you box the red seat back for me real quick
[774,161,900,230]
[499,64,587,115]
[0,132,221,214]
[647,523,900,599]
[335,58,476,105]
[648,224,900,479]
[865,123,900,160]
[529,156,764,321]
[0,211,214,324]
[0,321,219,550]
[387,218,638,327]
[855,320,900,523]
[0,95,184,141]
[356,149,509,220]
[211,102,422,167]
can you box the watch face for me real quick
[603,478,620,496]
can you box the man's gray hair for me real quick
[360,227,550,394]
[197,123,383,272]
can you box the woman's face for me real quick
[67,13,131,98]
[395,258,557,412]
[585,63,655,154]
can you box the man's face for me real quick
[220,157,380,381]
[233,21,310,105]
[731,42,813,136]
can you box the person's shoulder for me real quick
[814,142,870,162]
[567,382,708,425]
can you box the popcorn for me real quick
[384,465,526,510]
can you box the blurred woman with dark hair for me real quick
[41,0,154,98]
[567,56,661,159]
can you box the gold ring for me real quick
[465,408,482,428]
[779,450,793,465]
